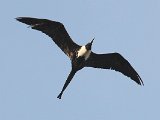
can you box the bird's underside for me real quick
[16,17,143,99]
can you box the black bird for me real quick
[16,17,143,99]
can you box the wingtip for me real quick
[15,17,21,20]
[15,17,31,22]
[15,17,24,22]
[138,81,144,86]
[137,75,144,86]
[138,75,144,86]
[140,80,144,86]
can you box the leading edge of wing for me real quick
[16,17,80,59]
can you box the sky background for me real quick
[1,0,160,120]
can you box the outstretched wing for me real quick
[16,17,80,59]
[85,52,143,85]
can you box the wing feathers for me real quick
[85,52,143,85]
[16,17,80,59]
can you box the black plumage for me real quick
[16,17,143,99]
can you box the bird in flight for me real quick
[16,17,143,99]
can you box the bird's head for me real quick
[86,38,94,50]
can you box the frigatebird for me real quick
[16,17,143,99]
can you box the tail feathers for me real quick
[57,70,76,99]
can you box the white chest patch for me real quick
[77,46,91,60]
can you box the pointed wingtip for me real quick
[15,17,22,21]
[15,17,25,23]
[137,75,144,86]
[140,80,144,86]
[138,81,144,86]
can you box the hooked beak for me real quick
[91,37,95,44]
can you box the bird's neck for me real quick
[77,46,91,60]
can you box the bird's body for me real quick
[16,17,143,99]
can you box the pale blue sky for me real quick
[1,0,160,120]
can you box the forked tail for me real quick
[57,70,76,99]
